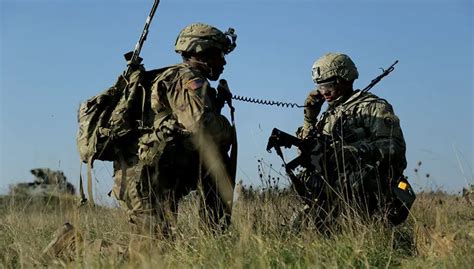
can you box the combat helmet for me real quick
[311,53,359,83]
[175,23,237,55]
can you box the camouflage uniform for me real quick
[111,23,236,236]
[296,53,407,227]
[301,90,407,171]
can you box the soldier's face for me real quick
[317,82,344,102]
[206,50,226,81]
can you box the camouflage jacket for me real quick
[136,63,232,164]
[301,90,407,172]
[152,62,231,138]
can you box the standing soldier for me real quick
[110,23,237,237]
[295,52,412,229]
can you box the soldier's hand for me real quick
[306,89,324,107]
[304,89,324,123]
[358,142,382,161]
[330,145,360,169]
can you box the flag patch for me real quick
[186,78,204,91]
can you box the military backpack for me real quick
[76,66,168,204]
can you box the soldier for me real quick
[43,23,237,262]
[296,52,409,229]
[110,23,237,237]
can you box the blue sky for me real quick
[1,0,472,203]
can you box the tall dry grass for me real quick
[0,186,473,268]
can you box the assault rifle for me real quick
[266,128,331,198]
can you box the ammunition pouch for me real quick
[387,176,416,225]
[138,120,193,166]
[137,132,165,166]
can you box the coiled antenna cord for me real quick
[232,95,305,108]
[230,60,399,109]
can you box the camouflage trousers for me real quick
[111,150,232,237]
[291,163,392,232]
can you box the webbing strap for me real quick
[78,162,87,205]
[226,98,237,186]
[119,153,127,200]
[229,125,238,186]
[87,156,95,205]
[140,84,146,127]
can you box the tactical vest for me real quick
[316,91,386,144]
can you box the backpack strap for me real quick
[87,156,95,205]
[78,159,94,206]
[118,152,127,200]
[78,163,87,206]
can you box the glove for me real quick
[304,89,325,124]
[333,145,360,161]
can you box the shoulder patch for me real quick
[186,78,204,91]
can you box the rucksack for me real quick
[76,66,168,204]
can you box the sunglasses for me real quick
[317,81,338,92]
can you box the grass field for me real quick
[1,187,473,268]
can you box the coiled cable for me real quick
[232,95,305,108]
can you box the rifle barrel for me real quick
[125,0,161,76]
[361,60,398,93]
